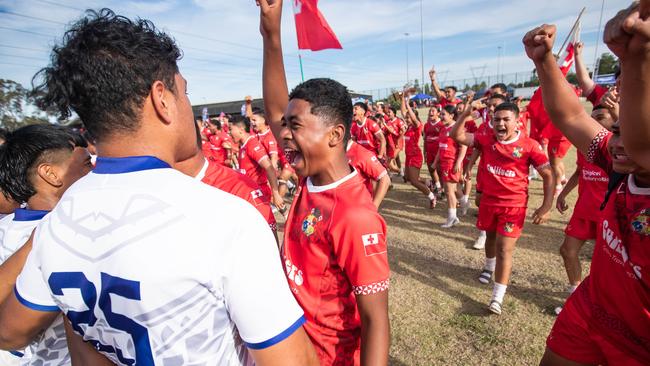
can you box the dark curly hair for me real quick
[32,8,182,142]
[0,124,87,204]
[288,78,353,141]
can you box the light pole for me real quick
[405,32,410,84]
[420,0,424,89]
[497,45,502,83]
[593,0,606,77]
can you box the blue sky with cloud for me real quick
[0,0,630,105]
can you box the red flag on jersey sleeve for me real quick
[292,0,342,51]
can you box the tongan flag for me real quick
[558,21,580,75]
[292,0,342,51]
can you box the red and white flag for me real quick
[361,233,387,257]
[558,21,580,76]
[292,0,342,51]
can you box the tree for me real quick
[0,79,53,130]
[423,83,431,95]
[413,79,421,94]
[597,53,618,75]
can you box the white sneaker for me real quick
[460,200,470,216]
[488,300,502,315]
[554,306,563,316]
[441,217,460,228]
[473,234,486,250]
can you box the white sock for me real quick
[484,257,496,272]
[492,282,507,303]
[478,230,487,238]
[400,167,405,176]
[461,195,469,204]
[427,192,435,200]
[568,285,578,294]
[435,181,441,189]
[287,180,295,189]
[561,175,567,182]
[448,208,457,220]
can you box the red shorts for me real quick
[425,146,438,167]
[547,280,648,366]
[548,139,572,159]
[564,215,598,241]
[386,144,396,159]
[405,150,423,169]
[439,162,460,183]
[476,205,526,238]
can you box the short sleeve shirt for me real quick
[239,136,269,186]
[347,141,388,195]
[350,118,382,153]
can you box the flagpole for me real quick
[592,0,606,75]
[299,53,305,82]
[557,7,586,56]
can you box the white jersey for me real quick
[0,209,71,366]
[16,156,304,365]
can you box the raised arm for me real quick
[450,96,477,147]
[403,91,421,127]
[429,68,444,100]
[574,42,596,95]
[523,24,603,156]
[604,0,650,170]
[259,0,289,142]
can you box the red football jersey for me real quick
[347,141,388,195]
[573,151,609,219]
[282,172,390,365]
[198,159,276,231]
[389,117,406,149]
[579,130,650,361]
[238,135,269,186]
[424,120,444,153]
[474,132,549,207]
[464,120,478,158]
[257,129,279,157]
[404,122,423,157]
[438,123,461,163]
[438,96,462,108]
[350,117,382,153]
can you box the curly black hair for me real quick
[0,124,87,204]
[32,8,182,142]
[494,102,520,118]
[288,78,353,141]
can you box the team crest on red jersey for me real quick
[504,222,514,233]
[302,208,322,237]
[631,209,650,236]
[512,147,523,159]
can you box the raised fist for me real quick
[522,24,557,63]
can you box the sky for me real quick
[0,0,631,106]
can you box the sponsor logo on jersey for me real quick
[301,208,322,237]
[361,233,386,256]
[487,163,516,178]
[631,209,650,236]
[512,147,523,159]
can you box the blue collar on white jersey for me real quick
[93,156,171,174]
[13,208,49,221]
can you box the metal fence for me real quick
[358,71,537,101]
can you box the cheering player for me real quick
[434,105,467,228]
[230,117,285,210]
[351,102,387,160]
[0,9,317,365]
[250,107,280,171]
[384,106,406,175]
[401,90,438,208]
[524,9,650,363]
[451,99,554,315]
[423,106,444,196]
[347,140,391,208]
[430,67,461,108]
[259,1,390,364]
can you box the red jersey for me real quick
[573,151,609,219]
[404,122,423,157]
[464,120,478,157]
[389,117,406,149]
[473,132,549,207]
[347,141,388,195]
[350,117,382,153]
[580,130,650,361]
[438,96,462,108]
[238,135,269,186]
[256,129,279,157]
[198,159,276,231]
[282,172,390,365]
[424,120,444,153]
[437,123,462,163]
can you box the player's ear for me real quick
[36,163,64,188]
[150,80,173,126]
[329,123,346,147]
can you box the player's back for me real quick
[17,156,303,366]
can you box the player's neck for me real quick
[95,130,175,166]
[633,171,650,188]
[309,150,352,187]
[175,151,205,178]
[26,193,60,212]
